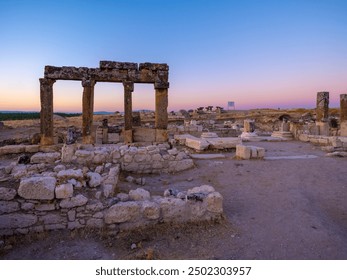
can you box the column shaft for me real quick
[40,78,55,145]
[123,81,134,143]
[340,94,347,136]
[155,88,168,129]
[82,79,95,144]
[316,91,329,122]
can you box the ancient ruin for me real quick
[40,61,169,145]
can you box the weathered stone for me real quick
[188,185,215,195]
[86,201,104,212]
[104,201,141,224]
[159,197,189,222]
[142,201,160,220]
[117,193,129,202]
[39,213,66,224]
[54,164,66,173]
[135,177,146,186]
[68,209,76,221]
[0,145,26,155]
[0,201,20,214]
[55,183,74,198]
[45,224,66,230]
[0,187,17,200]
[103,184,114,198]
[57,169,83,180]
[92,149,109,164]
[206,137,241,149]
[0,213,38,229]
[206,192,223,213]
[18,177,56,200]
[75,149,94,164]
[129,188,151,201]
[61,144,76,163]
[87,172,102,188]
[35,203,55,211]
[86,218,104,228]
[60,194,88,208]
[21,202,34,211]
[30,152,61,164]
[11,165,28,179]
[185,136,209,151]
[95,165,103,174]
[168,159,194,173]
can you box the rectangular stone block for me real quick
[18,177,56,200]
[185,137,209,151]
[206,137,241,149]
[236,145,251,159]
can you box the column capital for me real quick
[123,81,134,92]
[154,81,169,89]
[82,79,96,87]
[39,78,56,86]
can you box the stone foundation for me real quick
[236,144,265,160]
[0,185,223,236]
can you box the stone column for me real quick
[123,81,134,143]
[155,84,169,142]
[40,78,56,145]
[316,91,329,136]
[340,94,347,136]
[316,91,329,122]
[244,119,255,133]
[82,79,96,144]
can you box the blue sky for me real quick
[1,0,347,112]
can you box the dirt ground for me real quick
[1,140,347,260]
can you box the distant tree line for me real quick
[0,112,81,121]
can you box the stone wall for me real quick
[61,143,194,173]
[0,184,223,236]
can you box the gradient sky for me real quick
[1,0,347,112]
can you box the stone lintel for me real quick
[154,81,170,89]
[99,61,138,70]
[139,63,169,71]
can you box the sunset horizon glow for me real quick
[1,0,346,112]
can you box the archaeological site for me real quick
[1,61,347,259]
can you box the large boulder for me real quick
[18,177,56,200]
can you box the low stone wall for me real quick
[298,135,347,150]
[0,185,223,236]
[61,143,194,173]
[0,143,194,174]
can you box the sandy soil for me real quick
[1,140,347,260]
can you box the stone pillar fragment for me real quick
[123,81,134,143]
[82,79,96,144]
[340,94,347,136]
[244,119,255,133]
[316,91,329,122]
[155,87,168,130]
[40,78,56,145]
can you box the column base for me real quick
[316,121,329,136]
[82,135,95,144]
[155,129,168,142]
[123,129,133,143]
[40,136,54,146]
[340,120,347,136]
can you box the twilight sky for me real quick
[1,0,347,112]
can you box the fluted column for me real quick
[123,81,134,143]
[40,78,56,145]
[340,94,347,136]
[82,79,96,144]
